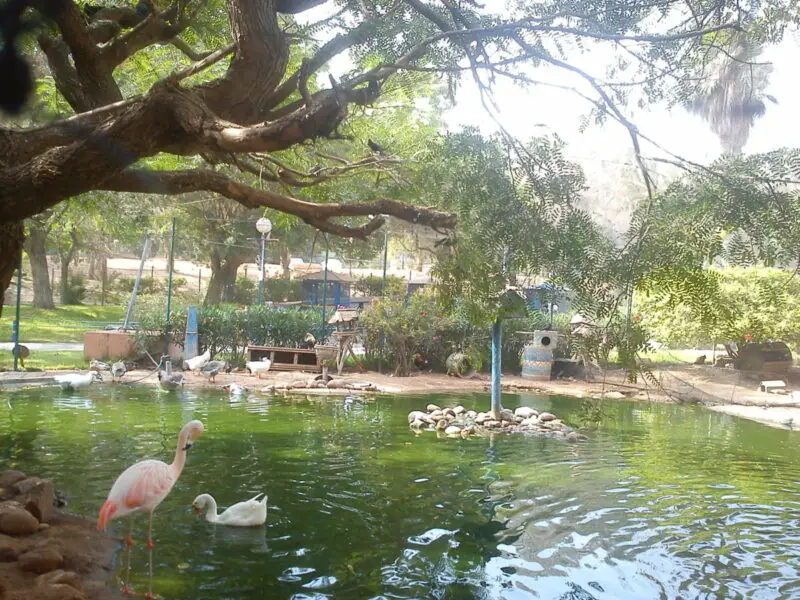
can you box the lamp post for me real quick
[256,217,272,305]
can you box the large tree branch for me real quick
[100,5,183,69]
[37,34,93,112]
[38,0,122,106]
[200,0,290,123]
[274,0,331,14]
[265,20,377,110]
[101,169,457,237]
[1,44,236,167]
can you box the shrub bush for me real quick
[232,276,256,305]
[62,274,87,305]
[133,301,316,366]
[352,275,407,298]
[264,279,303,302]
[362,293,453,376]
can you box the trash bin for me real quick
[521,330,558,381]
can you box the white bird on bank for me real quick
[192,493,267,526]
[90,359,111,372]
[246,358,272,378]
[183,350,211,372]
[224,383,247,396]
[54,371,103,391]
[111,361,127,383]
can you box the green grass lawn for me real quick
[0,305,126,343]
[0,351,87,371]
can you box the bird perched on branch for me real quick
[367,139,385,154]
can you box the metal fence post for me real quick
[12,253,22,371]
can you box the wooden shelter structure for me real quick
[328,308,365,375]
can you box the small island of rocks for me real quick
[408,404,587,442]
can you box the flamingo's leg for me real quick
[122,519,134,596]
[145,511,155,600]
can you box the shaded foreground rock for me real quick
[408,405,588,441]
[0,470,121,600]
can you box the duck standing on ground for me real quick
[246,358,272,378]
[201,360,229,383]
[90,359,111,372]
[183,349,211,372]
[54,371,103,391]
[192,492,267,526]
[157,370,184,391]
[12,345,29,368]
[98,420,205,598]
[111,361,127,383]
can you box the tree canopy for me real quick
[1,0,799,315]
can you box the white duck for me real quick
[183,349,211,372]
[246,358,272,378]
[224,383,247,396]
[54,371,103,391]
[192,493,267,526]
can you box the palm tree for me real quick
[689,37,776,155]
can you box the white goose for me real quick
[246,358,272,378]
[54,371,103,391]
[192,492,267,526]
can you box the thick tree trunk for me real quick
[280,245,291,279]
[24,224,55,309]
[0,222,24,317]
[204,254,243,305]
[58,229,79,304]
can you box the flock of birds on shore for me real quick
[50,349,271,396]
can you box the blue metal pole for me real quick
[165,217,176,356]
[381,231,388,292]
[491,320,502,417]
[12,253,22,371]
[320,234,329,339]
[257,233,266,305]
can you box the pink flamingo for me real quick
[98,419,205,598]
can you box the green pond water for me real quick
[0,386,799,599]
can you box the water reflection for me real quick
[0,387,799,599]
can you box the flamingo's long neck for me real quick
[203,496,219,522]
[170,429,189,478]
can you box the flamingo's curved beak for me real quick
[192,504,200,515]
[183,442,194,451]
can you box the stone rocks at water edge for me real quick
[407,403,586,442]
[514,406,538,419]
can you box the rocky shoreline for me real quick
[408,403,587,442]
[0,470,119,600]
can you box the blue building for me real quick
[296,271,354,308]
[524,284,571,314]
